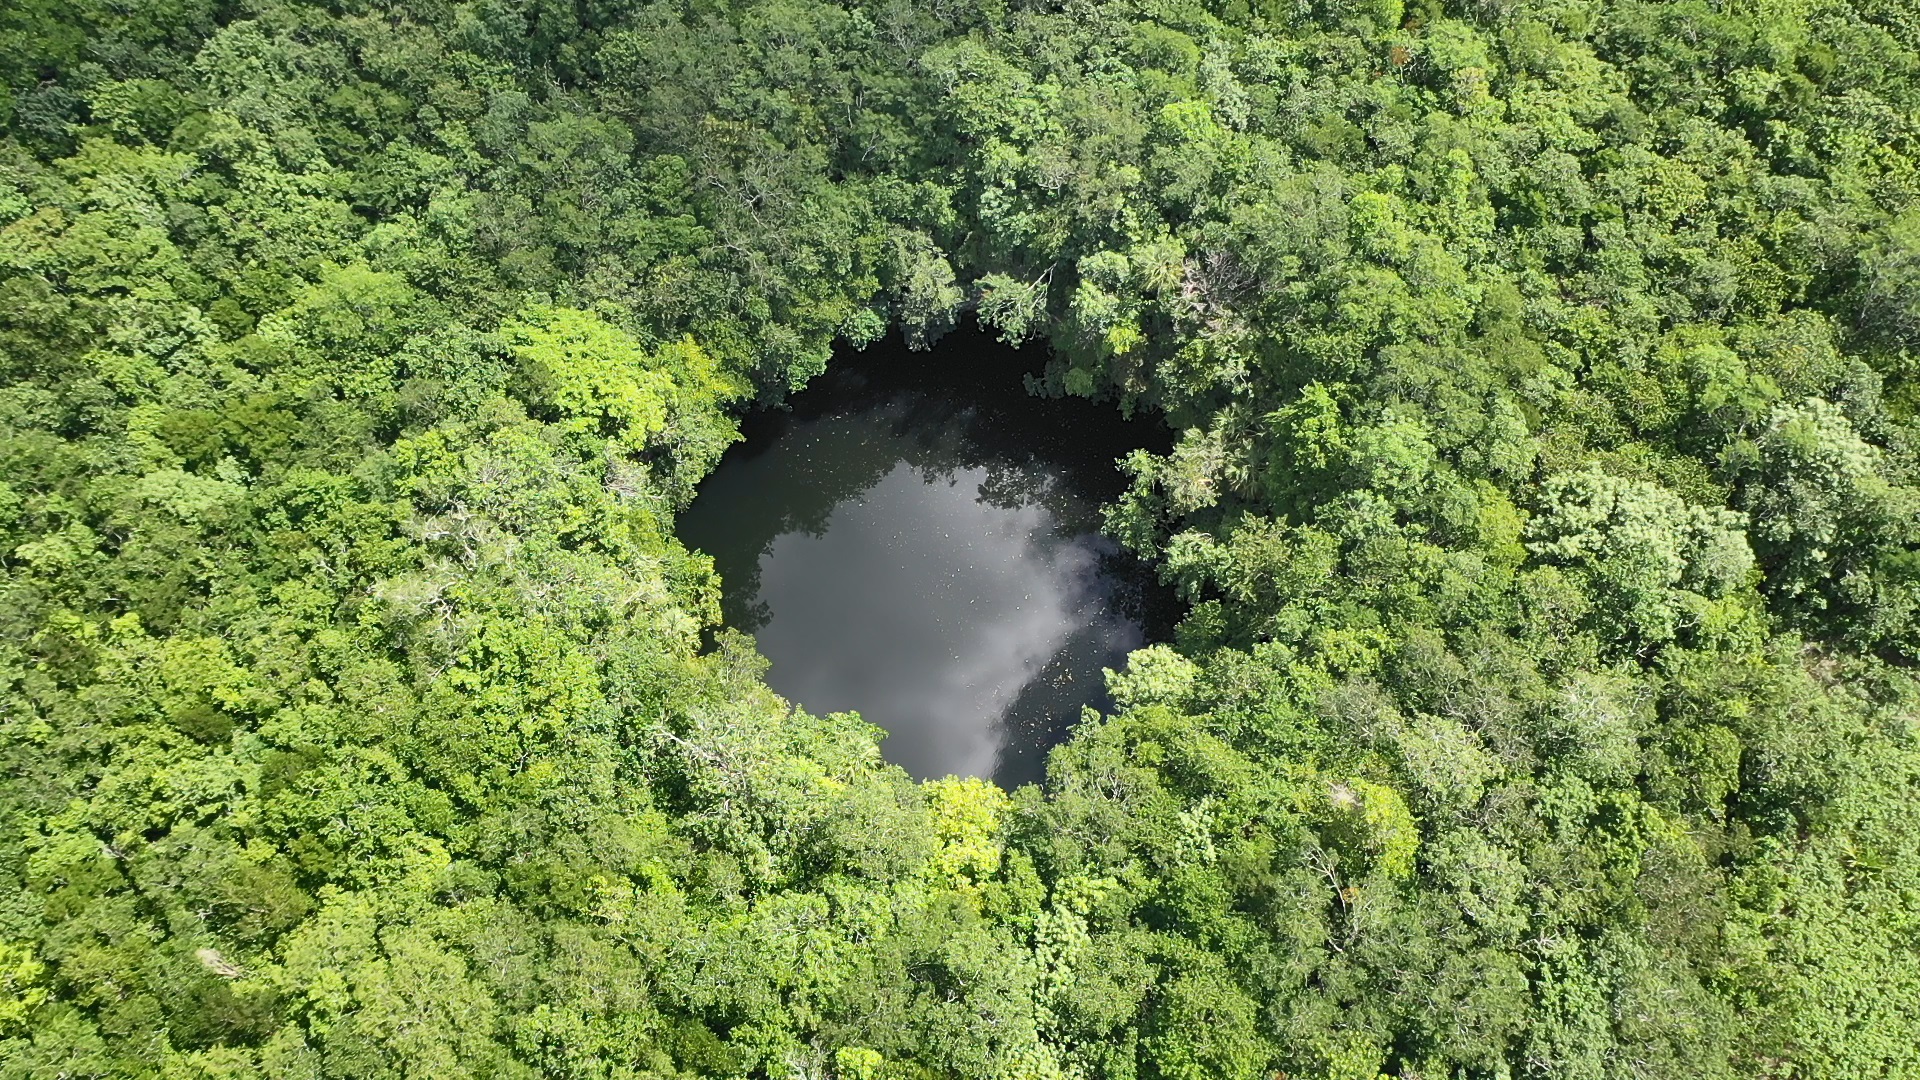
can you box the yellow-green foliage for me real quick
[502,305,676,451]
[1313,777,1420,881]
[835,1045,885,1080]
[926,776,1011,892]
[0,943,46,1035]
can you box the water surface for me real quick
[677,325,1173,788]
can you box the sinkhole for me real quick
[676,323,1176,788]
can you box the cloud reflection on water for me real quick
[753,464,1135,783]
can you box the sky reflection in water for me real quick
[752,463,1139,783]
[676,327,1172,789]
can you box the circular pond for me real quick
[677,325,1172,788]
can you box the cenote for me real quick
[677,323,1176,789]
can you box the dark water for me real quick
[676,324,1175,789]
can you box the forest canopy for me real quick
[2,0,1918,1078]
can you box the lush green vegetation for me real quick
[3,0,1918,1076]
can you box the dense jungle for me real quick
[2,0,1918,1077]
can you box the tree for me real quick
[1734,398,1920,653]
[1526,468,1754,648]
